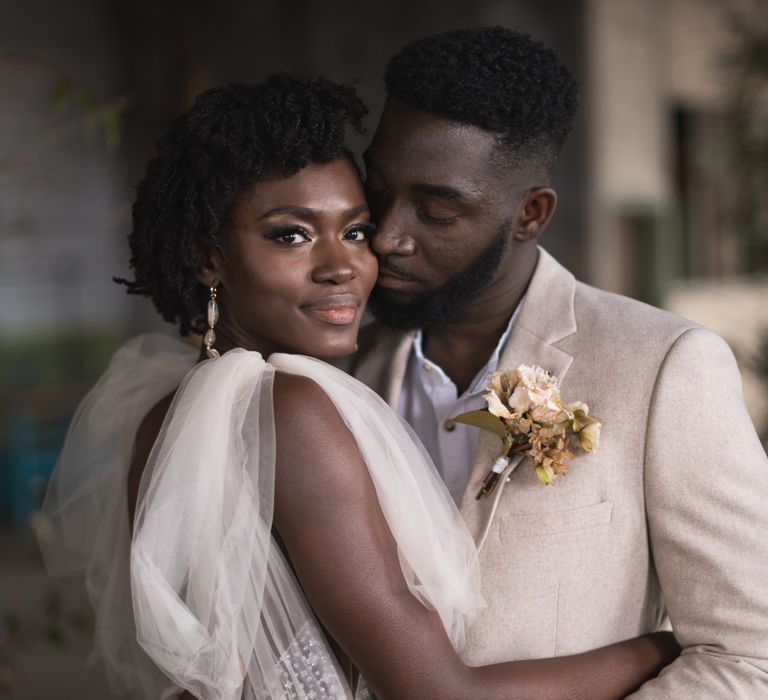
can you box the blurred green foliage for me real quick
[0,328,122,393]
[0,52,130,173]
[49,74,124,151]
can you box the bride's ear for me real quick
[195,238,224,288]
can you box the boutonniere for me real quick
[453,364,602,499]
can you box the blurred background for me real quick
[1,0,767,697]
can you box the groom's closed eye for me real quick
[417,199,462,225]
[411,185,467,226]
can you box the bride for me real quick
[39,74,677,700]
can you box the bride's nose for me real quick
[310,238,356,285]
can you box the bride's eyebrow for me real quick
[258,204,369,222]
[340,203,370,221]
[258,205,319,221]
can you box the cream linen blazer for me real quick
[344,248,768,697]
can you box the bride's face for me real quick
[205,158,377,358]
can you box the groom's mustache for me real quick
[377,258,426,285]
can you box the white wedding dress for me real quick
[39,334,484,700]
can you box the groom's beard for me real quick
[367,225,510,331]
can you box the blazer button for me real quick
[443,419,457,432]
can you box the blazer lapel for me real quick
[459,248,578,536]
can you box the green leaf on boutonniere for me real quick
[452,410,508,439]
[535,466,556,485]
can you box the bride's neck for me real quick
[196,323,279,362]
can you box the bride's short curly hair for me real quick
[116,73,367,336]
[385,27,578,174]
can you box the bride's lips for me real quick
[301,293,361,326]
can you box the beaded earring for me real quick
[204,285,220,359]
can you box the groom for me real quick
[346,27,768,696]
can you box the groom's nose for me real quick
[371,206,416,258]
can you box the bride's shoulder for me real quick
[272,370,345,435]
[271,366,366,462]
[271,370,368,512]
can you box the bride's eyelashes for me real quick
[264,222,377,247]
[344,221,377,243]
[264,225,312,246]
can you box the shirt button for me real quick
[422,362,432,372]
[443,419,457,432]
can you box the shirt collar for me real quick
[411,298,524,397]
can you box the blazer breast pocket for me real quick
[500,500,613,538]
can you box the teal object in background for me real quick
[1,412,71,527]
[0,330,121,528]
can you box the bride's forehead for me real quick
[232,159,365,221]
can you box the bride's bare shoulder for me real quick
[272,370,346,434]
[271,370,364,499]
[127,391,176,525]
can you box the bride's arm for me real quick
[272,373,678,700]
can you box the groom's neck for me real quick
[421,256,535,394]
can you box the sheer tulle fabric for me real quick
[39,334,198,698]
[40,334,483,699]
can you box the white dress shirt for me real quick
[398,305,521,504]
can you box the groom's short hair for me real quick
[384,27,579,174]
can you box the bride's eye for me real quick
[266,226,311,246]
[344,222,376,243]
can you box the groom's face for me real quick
[363,98,522,329]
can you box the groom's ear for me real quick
[195,237,225,288]
[512,186,557,242]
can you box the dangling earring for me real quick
[205,285,220,359]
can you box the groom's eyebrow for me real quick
[364,156,471,202]
[411,183,467,202]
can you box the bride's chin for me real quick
[302,333,360,360]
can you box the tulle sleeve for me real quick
[130,348,353,699]
[42,339,483,700]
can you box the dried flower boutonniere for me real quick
[453,364,602,499]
